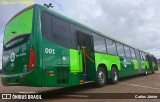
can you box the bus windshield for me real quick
[3,7,33,47]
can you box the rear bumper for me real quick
[1,68,42,87]
[1,67,83,87]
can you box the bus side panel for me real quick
[133,59,139,74]
[94,53,120,79]
[119,57,137,77]
[141,61,148,71]
[94,53,139,78]
[70,49,82,85]
[30,6,44,86]
[42,38,81,87]
[94,53,140,79]
[135,49,143,74]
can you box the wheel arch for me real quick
[111,64,119,75]
[97,64,108,78]
[111,64,119,71]
[145,66,148,69]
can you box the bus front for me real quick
[1,5,42,86]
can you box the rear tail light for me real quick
[28,48,36,71]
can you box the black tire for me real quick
[111,67,118,84]
[95,67,107,87]
[144,69,148,76]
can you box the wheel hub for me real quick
[98,71,105,83]
[113,71,117,81]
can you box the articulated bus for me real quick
[2,4,158,87]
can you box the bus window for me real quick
[4,34,30,50]
[130,48,136,59]
[52,16,71,47]
[93,34,106,53]
[140,52,146,60]
[70,23,78,49]
[143,53,146,60]
[116,42,125,57]
[140,52,142,60]
[106,38,117,55]
[124,46,131,58]
[41,12,52,40]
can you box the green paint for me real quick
[133,59,138,69]
[2,68,42,86]
[3,40,30,75]
[70,49,82,72]
[94,53,120,71]
[119,57,135,77]
[4,8,33,44]
[148,61,153,70]
[152,62,155,68]
[141,61,149,69]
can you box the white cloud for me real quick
[147,49,160,59]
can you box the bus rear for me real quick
[1,5,41,86]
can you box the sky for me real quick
[0,0,160,69]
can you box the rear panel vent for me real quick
[57,68,69,84]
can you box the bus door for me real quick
[77,31,96,82]
[135,49,142,73]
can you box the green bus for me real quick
[146,54,158,72]
[2,4,158,87]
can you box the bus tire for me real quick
[111,67,118,84]
[96,67,107,87]
[144,69,148,76]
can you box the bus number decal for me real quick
[45,48,55,54]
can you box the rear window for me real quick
[3,34,30,51]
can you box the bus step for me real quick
[84,81,94,84]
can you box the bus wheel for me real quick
[111,67,118,84]
[144,69,148,76]
[96,67,106,87]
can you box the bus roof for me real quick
[6,5,34,26]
